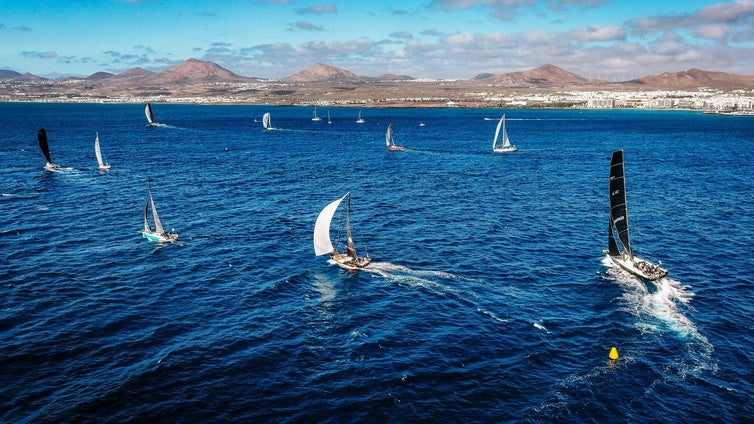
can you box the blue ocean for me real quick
[1,103,752,422]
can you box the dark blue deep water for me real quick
[1,103,753,423]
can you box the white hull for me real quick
[141,230,178,243]
[493,146,517,153]
[609,254,667,281]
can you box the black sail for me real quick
[37,128,53,164]
[609,149,631,256]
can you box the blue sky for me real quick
[2,0,754,79]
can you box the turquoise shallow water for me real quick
[1,103,753,422]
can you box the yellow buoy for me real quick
[609,346,619,360]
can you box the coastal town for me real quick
[2,60,754,114]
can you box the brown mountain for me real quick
[11,72,47,82]
[86,71,114,80]
[148,58,250,84]
[283,63,363,83]
[634,68,754,90]
[479,64,587,87]
[377,73,414,81]
[114,67,156,79]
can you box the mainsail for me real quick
[493,114,511,149]
[262,112,272,129]
[313,193,348,256]
[608,149,631,256]
[145,103,155,125]
[37,128,53,164]
[145,181,165,234]
[385,123,394,148]
[94,132,109,169]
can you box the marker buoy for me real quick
[609,346,619,360]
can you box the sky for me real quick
[1,0,754,80]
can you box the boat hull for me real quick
[329,253,371,270]
[493,146,517,153]
[388,145,406,151]
[141,231,178,243]
[609,254,667,281]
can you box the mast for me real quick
[609,150,631,257]
[345,193,358,260]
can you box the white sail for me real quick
[262,112,271,129]
[385,123,393,147]
[149,188,165,234]
[493,114,517,152]
[313,193,348,256]
[493,114,504,149]
[145,103,154,124]
[94,132,109,169]
[356,110,364,123]
[312,107,321,121]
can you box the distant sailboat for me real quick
[327,110,332,125]
[492,114,517,153]
[356,109,364,124]
[140,180,178,243]
[314,191,371,269]
[312,107,322,121]
[94,132,111,170]
[262,112,277,130]
[385,123,405,151]
[37,128,60,170]
[607,149,667,280]
[145,103,164,127]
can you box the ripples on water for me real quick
[1,104,753,422]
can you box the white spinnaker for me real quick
[313,193,348,256]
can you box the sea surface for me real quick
[1,103,753,423]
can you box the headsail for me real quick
[149,187,165,234]
[313,193,348,256]
[609,149,631,256]
[94,132,110,169]
[37,128,53,164]
[385,123,394,147]
[145,103,155,125]
[493,114,512,149]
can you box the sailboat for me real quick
[607,149,667,280]
[37,128,60,170]
[94,132,111,170]
[140,180,178,243]
[313,191,371,269]
[262,112,277,130]
[385,123,405,151]
[327,110,332,125]
[145,103,164,127]
[312,107,322,121]
[492,114,517,153]
[356,109,364,124]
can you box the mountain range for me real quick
[3,59,754,105]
